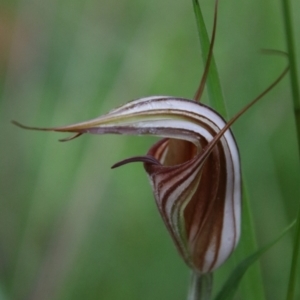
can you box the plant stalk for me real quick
[281,1,300,300]
[192,1,264,298]
[187,272,213,300]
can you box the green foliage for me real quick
[192,2,264,299]
[215,221,295,300]
[0,0,299,300]
[281,1,300,300]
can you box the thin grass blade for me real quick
[192,0,225,116]
[214,220,296,300]
[281,1,300,299]
[192,1,264,299]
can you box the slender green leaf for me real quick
[192,1,264,299]
[192,0,226,116]
[231,186,265,298]
[215,220,296,300]
[0,283,8,300]
[281,1,300,300]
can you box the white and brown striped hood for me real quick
[12,96,241,274]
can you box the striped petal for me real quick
[13,96,241,274]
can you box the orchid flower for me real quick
[12,1,288,276]
[13,96,240,274]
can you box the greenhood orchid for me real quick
[13,96,241,274]
[12,1,288,276]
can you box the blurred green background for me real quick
[1,0,300,299]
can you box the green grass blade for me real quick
[0,283,8,300]
[281,1,300,300]
[286,210,300,300]
[192,0,226,116]
[192,1,265,299]
[281,0,300,114]
[214,221,296,300]
[232,186,265,298]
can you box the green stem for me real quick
[286,209,300,300]
[192,0,226,116]
[281,1,300,300]
[281,0,300,114]
[281,0,300,150]
[187,272,213,300]
[192,1,264,299]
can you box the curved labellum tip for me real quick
[111,155,162,169]
[13,96,241,274]
[59,133,83,142]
